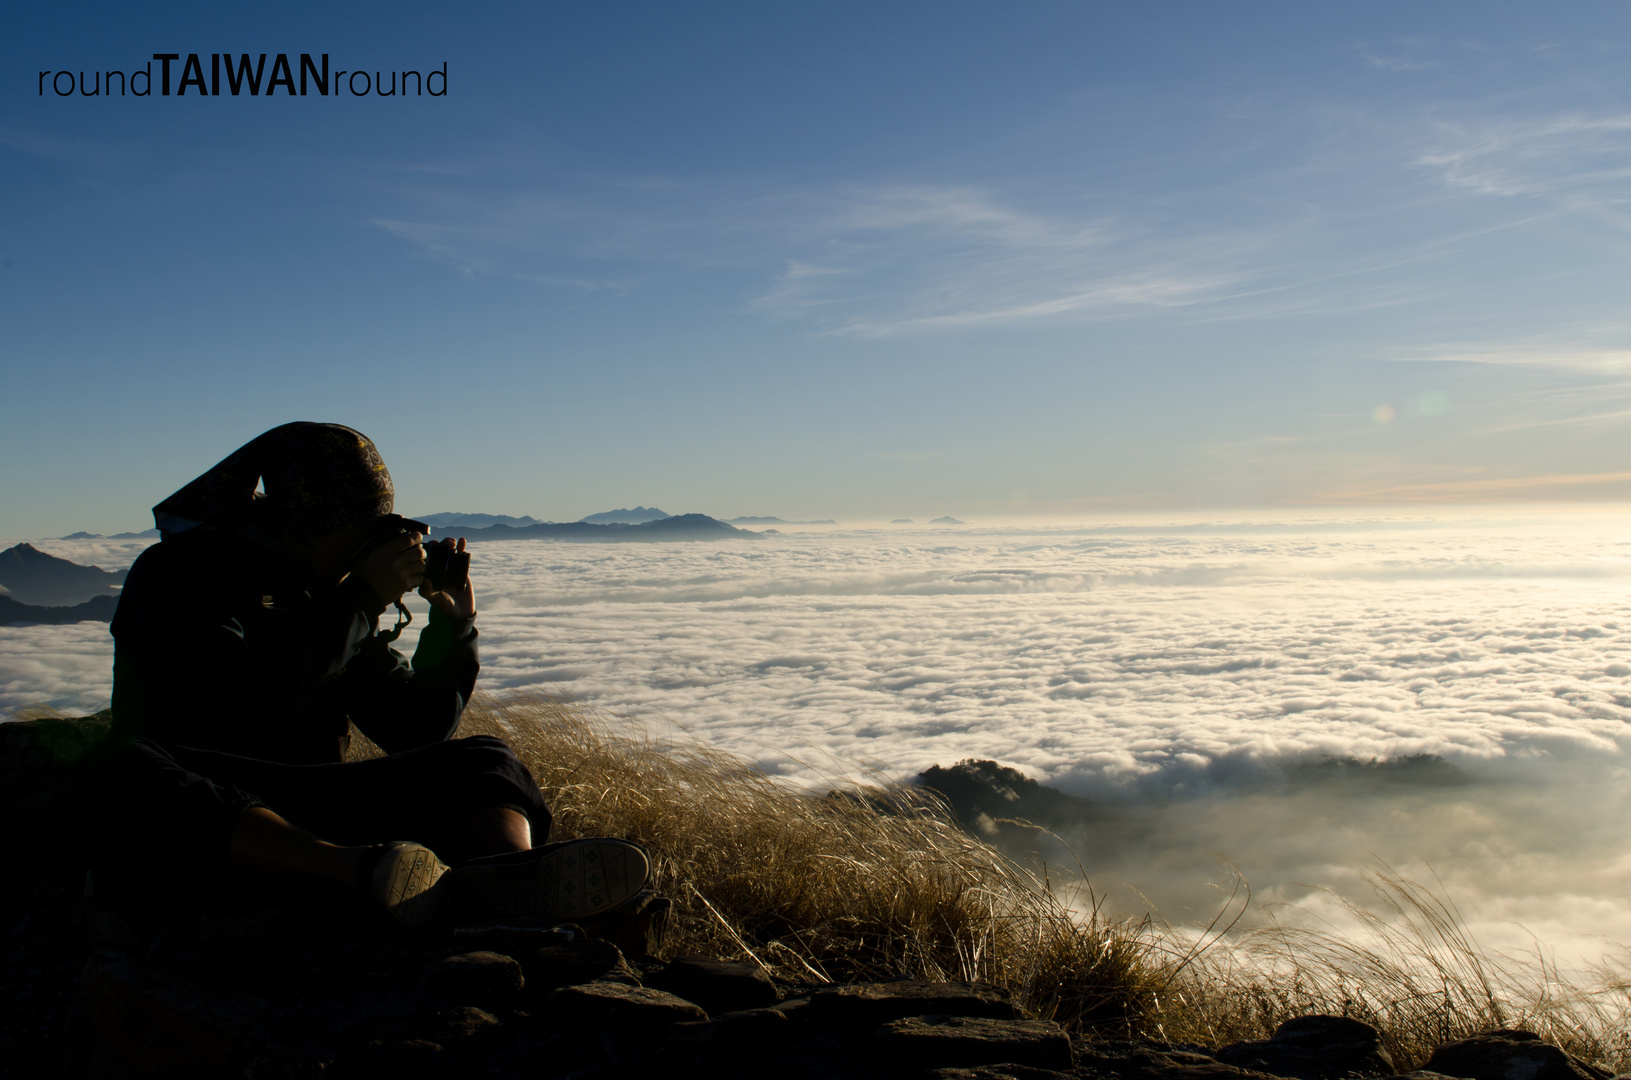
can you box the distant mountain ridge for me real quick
[415,508,674,528]
[447,513,754,543]
[579,507,670,525]
[59,530,158,541]
[726,516,838,525]
[415,513,545,530]
[0,544,126,607]
[0,593,118,626]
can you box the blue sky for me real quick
[5,2,1631,535]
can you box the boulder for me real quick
[409,1005,508,1071]
[924,1067,1075,1080]
[664,1006,790,1050]
[346,1005,505,1078]
[422,950,525,996]
[1424,1030,1611,1080]
[808,981,1020,1027]
[1217,1014,1394,1079]
[771,994,812,1018]
[431,1004,504,1038]
[450,918,578,956]
[367,1036,444,1071]
[874,1014,1072,1070]
[541,981,708,1030]
[649,954,781,1014]
[1074,1039,1284,1080]
[575,888,672,959]
[526,937,641,991]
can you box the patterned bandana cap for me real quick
[153,422,395,536]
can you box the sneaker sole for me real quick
[453,839,650,922]
[373,844,450,928]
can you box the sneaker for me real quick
[450,839,651,922]
[362,842,450,928]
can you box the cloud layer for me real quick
[10,517,1631,787]
[8,513,1631,964]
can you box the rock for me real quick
[432,1004,503,1037]
[342,1004,504,1077]
[526,937,641,991]
[325,1003,506,1080]
[1217,1014,1394,1079]
[1073,1039,1282,1080]
[1425,1030,1612,1080]
[875,1014,1072,1070]
[541,981,708,1030]
[451,918,577,956]
[924,1067,1076,1080]
[808,981,1020,1027]
[664,1006,790,1050]
[422,951,524,996]
[575,889,672,959]
[649,954,780,1014]
[85,961,268,1074]
[369,1036,443,1068]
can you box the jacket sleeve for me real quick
[338,605,480,755]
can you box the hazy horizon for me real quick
[22,501,1631,547]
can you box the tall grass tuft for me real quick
[350,691,1631,1070]
[1150,873,1631,1070]
[427,691,1164,1031]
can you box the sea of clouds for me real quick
[7,510,1631,967]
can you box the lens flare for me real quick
[1372,404,1395,424]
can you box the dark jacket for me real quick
[109,524,478,765]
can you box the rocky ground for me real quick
[2,718,1619,1080]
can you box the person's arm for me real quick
[342,537,480,753]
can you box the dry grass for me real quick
[430,691,1631,1070]
[444,691,1163,1033]
[16,691,1628,1068]
[1150,874,1631,1070]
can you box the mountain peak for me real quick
[0,543,126,607]
[579,507,670,525]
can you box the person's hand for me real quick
[420,536,477,621]
[355,530,426,607]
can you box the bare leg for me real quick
[229,805,529,883]
[452,806,532,863]
[228,806,371,886]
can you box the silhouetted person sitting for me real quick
[86,422,648,926]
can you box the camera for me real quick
[421,535,470,594]
[357,515,470,593]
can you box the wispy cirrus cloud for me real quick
[368,173,1279,329]
[360,86,1631,341]
[1388,339,1631,372]
[1420,112,1631,199]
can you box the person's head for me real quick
[154,422,397,577]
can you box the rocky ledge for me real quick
[0,718,1618,1080]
